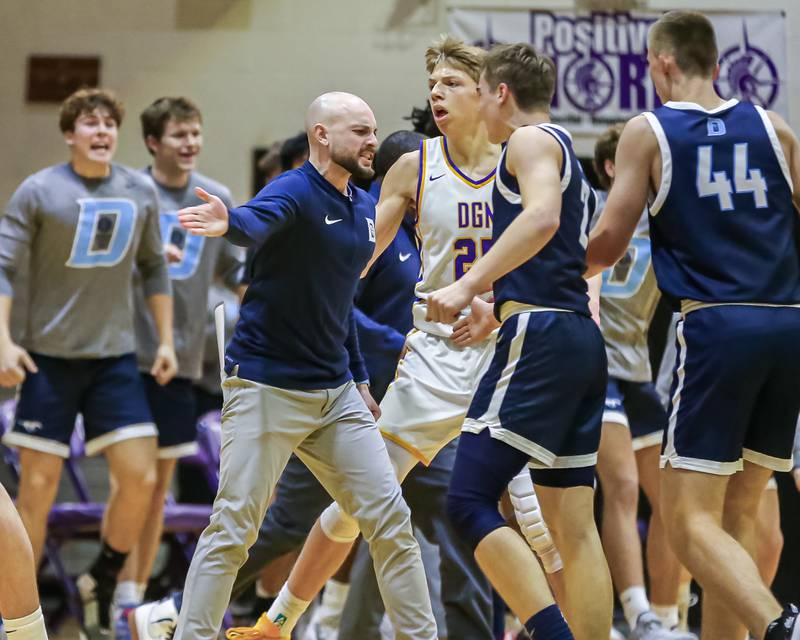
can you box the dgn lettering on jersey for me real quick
[457,202,493,229]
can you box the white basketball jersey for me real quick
[413,136,496,336]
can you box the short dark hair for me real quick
[649,11,718,77]
[280,132,310,171]
[483,43,556,112]
[593,123,625,190]
[140,97,202,152]
[375,131,426,178]
[59,88,124,133]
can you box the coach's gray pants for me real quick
[174,376,436,640]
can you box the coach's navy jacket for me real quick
[224,161,373,390]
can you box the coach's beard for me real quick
[332,147,375,181]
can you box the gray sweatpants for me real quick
[174,375,436,640]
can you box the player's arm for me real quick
[215,241,246,292]
[352,305,406,361]
[793,423,800,492]
[0,180,40,387]
[585,115,656,277]
[363,151,418,276]
[426,127,563,322]
[211,188,246,287]
[138,191,177,385]
[766,111,800,213]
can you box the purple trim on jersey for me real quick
[415,139,425,210]
[442,137,496,186]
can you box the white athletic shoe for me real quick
[127,596,179,640]
[628,612,697,640]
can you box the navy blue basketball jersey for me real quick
[492,123,596,318]
[645,99,800,308]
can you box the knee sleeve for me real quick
[446,486,506,552]
[447,429,532,551]
[319,502,360,543]
[507,469,563,573]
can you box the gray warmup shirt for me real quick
[0,163,170,358]
[134,171,242,380]
[598,202,661,382]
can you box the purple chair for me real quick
[0,401,218,629]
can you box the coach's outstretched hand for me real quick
[179,187,229,237]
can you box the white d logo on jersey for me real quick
[366,218,376,242]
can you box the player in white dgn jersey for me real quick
[227,37,561,640]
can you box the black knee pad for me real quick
[530,465,596,488]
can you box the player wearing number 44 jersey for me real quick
[0,88,175,640]
[588,11,800,640]
[593,127,692,640]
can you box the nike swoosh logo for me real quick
[325,215,342,225]
[399,253,411,262]
[430,174,445,181]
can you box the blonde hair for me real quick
[425,35,486,83]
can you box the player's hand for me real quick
[151,343,178,386]
[426,281,476,324]
[357,383,381,421]
[0,341,37,387]
[164,243,184,264]
[451,297,500,347]
[793,467,800,492]
[178,187,229,237]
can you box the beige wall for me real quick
[1,0,797,204]
[0,0,443,204]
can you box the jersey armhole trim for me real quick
[754,105,793,194]
[495,148,522,205]
[642,113,671,216]
[536,124,571,193]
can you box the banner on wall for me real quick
[448,9,787,133]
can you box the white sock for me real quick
[114,580,142,606]
[5,607,48,640]
[677,581,692,631]
[266,585,311,637]
[620,585,650,630]
[651,604,679,630]
[317,579,349,626]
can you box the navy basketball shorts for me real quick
[3,353,156,458]
[463,310,607,477]
[662,305,800,475]
[141,374,199,459]
[603,378,667,451]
